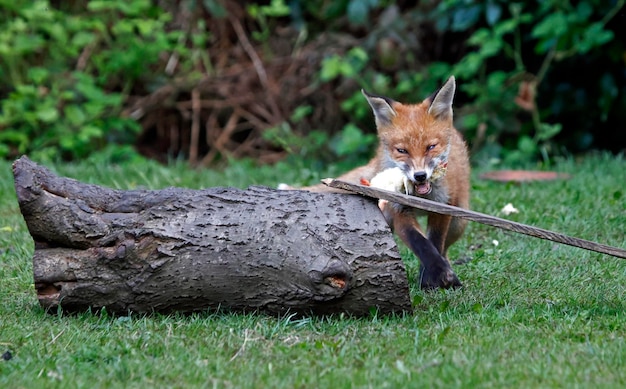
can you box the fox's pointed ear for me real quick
[428,76,456,120]
[362,89,397,126]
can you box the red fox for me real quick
[281,76,470,289]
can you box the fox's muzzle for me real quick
[411,171,432,195]
[413,171,427,182]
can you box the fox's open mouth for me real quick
[415,181,431,195]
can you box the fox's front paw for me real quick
[420,266,462,290]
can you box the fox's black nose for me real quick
[414,171,427,182]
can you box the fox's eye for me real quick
[396,148,408,154]
[426,144,437,151]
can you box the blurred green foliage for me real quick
[0,0,171,160]
[437,0,624,164]
[0,0,623,165]
[294,0,624,166]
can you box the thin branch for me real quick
[189,88,201,165]
[229,16,269,89]
[229,16,282,121]
[323,179,626,259]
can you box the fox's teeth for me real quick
[416,182,431,195]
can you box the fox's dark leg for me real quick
[427,202,468,258]
[389,209,461,289]
[426,213,452,258]
[442,216,467,258]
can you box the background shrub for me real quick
[0,0,623,165]
[0,0,172,160]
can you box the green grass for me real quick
[1,152,625,388]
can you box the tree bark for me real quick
[12,157,411,316]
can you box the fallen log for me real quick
[12,157,411,316]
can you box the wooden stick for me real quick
[322,178,626,259]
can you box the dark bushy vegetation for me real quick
[0,0,624,165]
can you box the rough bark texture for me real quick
[13,157,411,316]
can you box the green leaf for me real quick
[532,12,568,40]
[486,71,508,89]
[347,0,378,26]
[331,123,376,157]
[60,133,76,150]
[467,29,490,46]
[65,105,87,126]
[461,113,479,130]
[26,67,49,84]
[78,125,104,142]
[485,2,502,26]
[36,106,59,123]
[83,102,106,117]
[290,105,312,122]
[454,52,483,78]
[72,31,97,47]
[88,0,150,16]
[578,23,614,54]
[111,19,135,35]
[479,38,502,57]
[348,47,368,64]
[0,143,9,157]
[536,123,562,141]
[450,4,481,31]
[494,19,518,37]
[574,2,593,21]
[13,34,45,54]
[135,20,159,36]
[121,0,151,16]
[518,135,537,154]
[0,129,29,145]
[260,0,290,17]
[320,55,342,81]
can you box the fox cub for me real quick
[282,76,470,289]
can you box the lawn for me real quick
[1,152,625,388]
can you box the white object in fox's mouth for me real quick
[369,167,412,195]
